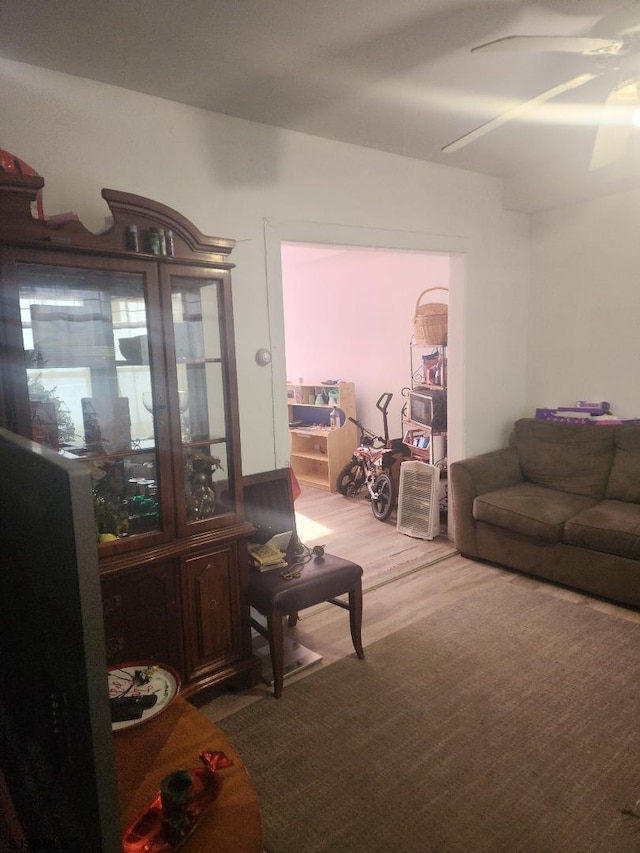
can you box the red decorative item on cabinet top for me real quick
[0,148,44,218]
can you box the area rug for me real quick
[218,582,640,852]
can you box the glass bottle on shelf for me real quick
[178,390,191,442]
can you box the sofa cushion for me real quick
[473,482,597,543]
[513,418,617,499]
[606,425,640,503]
[563,500,640,560]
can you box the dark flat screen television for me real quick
[0,428,120,851]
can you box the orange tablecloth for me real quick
[114,696,263,852]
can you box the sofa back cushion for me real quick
[605,425,640,502]
[513,418,617,499]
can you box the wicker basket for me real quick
[412,287,448,346]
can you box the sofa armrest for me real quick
[449,447,522,557]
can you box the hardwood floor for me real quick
[193,485,640,722]
[293,484,455,593]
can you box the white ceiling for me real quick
[2,0,640,208]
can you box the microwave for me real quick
[408,387,446,430]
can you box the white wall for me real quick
[0,58,531,473]
[529,186,640,418]
[281,243,449,438]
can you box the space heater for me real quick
[396,459,441,540]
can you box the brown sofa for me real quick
[449,417,640,608]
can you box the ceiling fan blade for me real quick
[590,79,640,170]
[592,1,640,40]
[472,35,626,56]
[441,73,599,154]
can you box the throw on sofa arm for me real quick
[449,447,523,557]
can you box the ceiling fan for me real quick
[442,2,640,169]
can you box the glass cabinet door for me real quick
[12,257,172,545]
[166,270,238,530]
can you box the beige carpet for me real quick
[218,581,640,852]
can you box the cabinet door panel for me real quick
[181,547,241,681]
[162,267,242,535]
[101,562,181,672]
[3,250,176,549]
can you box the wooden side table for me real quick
[114,696,263,852]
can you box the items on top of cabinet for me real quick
[0,173,235,260]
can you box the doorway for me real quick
[263,218,465,469]
[279,240,453,562]
[280,242,450,443]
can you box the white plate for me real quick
[108,661,181,732]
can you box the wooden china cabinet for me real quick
[0,173,258,695]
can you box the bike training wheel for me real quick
[336,461,365,496]
[371,472,395,521]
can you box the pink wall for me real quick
[281,242,450,438]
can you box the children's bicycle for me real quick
[335,392,400,521]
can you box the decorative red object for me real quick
[122,751,233,852]
[0,149,44,218]
[290,467,301,501]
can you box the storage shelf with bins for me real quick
[287,381,357,492]
[402,340,448,468]
[0,172,260,696]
